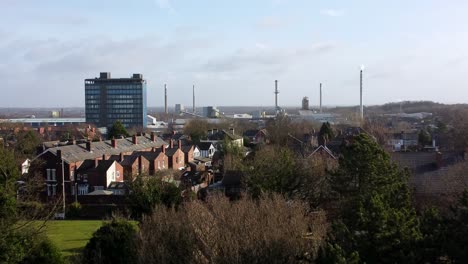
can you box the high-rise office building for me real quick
[85,72,147,128]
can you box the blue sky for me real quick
[1,0,467,108]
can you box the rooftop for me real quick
[45,135,168,163]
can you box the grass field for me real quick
[42,220,104,257]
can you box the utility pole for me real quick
[61,157,66,219]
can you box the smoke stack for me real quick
[150,132,156,142]
[164,84,168,114]
[274,80,279,110]
[111,138,117,148]
[132,135,138,145]
[360,67,364,122]
[320,83,323,114]
[192,84,196,113]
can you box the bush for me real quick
[67,202,82,218]
[82,220,138,264]
[138,194,327,264]
[21,237,64,264]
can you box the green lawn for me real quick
[42,220,104,257]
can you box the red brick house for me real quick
[181,145,194,164]
[120,154,150,181]
[166,140,185,170]
[140,146,169,175]
[75,159,124,195]
[34,134,167,198]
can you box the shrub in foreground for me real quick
[82,220,137,264]
[138,194,327,264]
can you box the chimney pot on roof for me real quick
[132,135,138,145]
[161,145,166,153]
[102,154,106,160]
[111,138,117,148]
[86,141,92,152]
[178,139,181,149]
[57,149,62,159]
[151,132,156,142]
[172,130,176,136]
[119,152,124,162]
[170,139,174,149]
[230,128,235,135]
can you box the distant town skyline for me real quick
[1,0,468,107]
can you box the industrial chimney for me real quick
[164,84,168,114]
[320,83,323,114]
[274,80,279,110]
[192,84,196,113]
[360,66,364,122]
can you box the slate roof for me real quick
[309,145,338,160]
[243,129,260,137]
[45,135,168,163]
[76,159,97,173]
[139,151,164,161]
[206,130,242,141]
[120,155,139,166]
[95,160,115,173]
[181,145,194,153]
[77,160,115,174]
[198,142,214,151]
[165,148,180,157]
[108,181,128,190]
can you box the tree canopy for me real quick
[108,120,129,139]
[321,133,422,263]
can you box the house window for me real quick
[52,184,56,196]
[70,171,75,181]
[46,169,51,181]
[51,169,56,181]
[176,157,179,164]
[78,184,89,195]
[47,184,51,196]
[162,160,165,168]
[83,174,88,182]
[116,171,120,178]
[157,161,160,169]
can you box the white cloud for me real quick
[257,16,288,29]
[155,0,174,11]
[320,9,344,17]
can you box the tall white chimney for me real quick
[164,84,168,114]
[320,83,323,114]
[360,67,364,122]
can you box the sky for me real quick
[1,0,468,108]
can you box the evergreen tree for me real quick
[107,120,129,139]
[322,133,422,263]
[418,129,431,146]
[318,122,334,146]
[444,190,468,262]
